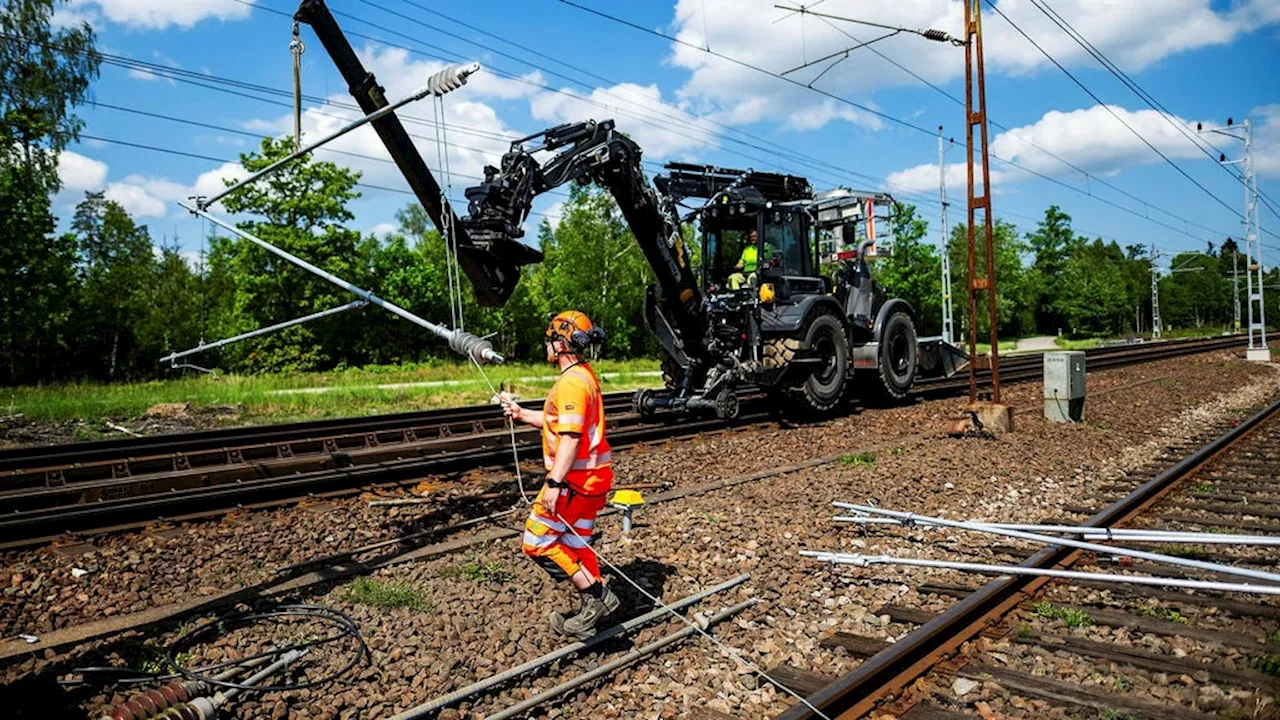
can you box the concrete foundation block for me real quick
[1246,348,1272,363]
[964,401,1014,434]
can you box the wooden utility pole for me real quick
[964,0,1001,403]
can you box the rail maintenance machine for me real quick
[295,1,966,420]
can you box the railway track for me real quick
[0,334,1244,549]
[762,377,1280,719]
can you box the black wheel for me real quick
[799,313,849,412]
[632,388,655,418]
[876,311,917,399]
[714,390,740,420]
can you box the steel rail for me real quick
[1,335,1237,473]
[0,335,1246,547]
[776,392,1280,720]
[0,412,769,547]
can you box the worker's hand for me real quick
[497,391,522,422]
[539,485,562,517]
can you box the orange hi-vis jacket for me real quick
[541,362,613,496]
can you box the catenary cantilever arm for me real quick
[181,202,503,364]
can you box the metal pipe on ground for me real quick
[179,203,502,364]
[388,574,751,720]
[835,503,1280,585]
[833,517,1280,545]
[186,648,308,718]
[802,552,1280,595]
[485,599,757,720]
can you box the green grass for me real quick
[1268,629,1280,644]
[1155,544,1211,561]
[1032,601,1093,627]
[1100,710,1137,720]
[1134,604,1189,624]
[1253,654,1280,677]
[971,340,1017,355]
[1054,336,1105,351]
[1188,481,1216,493]
[437,558,513,584]
[1,358,662,425]
[341,577,433,612]
[840,451,876,468]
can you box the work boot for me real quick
[559,585,620,638]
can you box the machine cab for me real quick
[700,202,822,302]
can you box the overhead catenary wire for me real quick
[770,4,1247,247]
[9,29,1239,255]
[1028,0,1280,221]
[981,0,1247,223]
[546,2,1276,247]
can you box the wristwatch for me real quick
[545,476,568,489]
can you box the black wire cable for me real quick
[982,0,1245,222]
[1030,0,1280,222]
[551,0,1274,247]
[66,604,369,693]
[789,7,1238,243]
[163,604,369,693]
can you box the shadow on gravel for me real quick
[604,558,678,617]
[0,666,96,718]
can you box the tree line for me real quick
[878,202,1278,342]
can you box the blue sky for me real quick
[50,0,1280,271]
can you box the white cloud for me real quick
[58,150,109,192]
[886,102,1232,193]
[371,222,397,237]
[666,0,1274,133]
[1252,105,1280,179]
[60,0,250,30]
[529,81,719,159]
[989,104,1211,177]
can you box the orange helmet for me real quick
[545,311,605,354]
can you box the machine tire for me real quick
[876,311,918,399]
[798,313,849,412]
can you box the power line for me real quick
[771,5,1241,249]
[982,0,1247,223]
[547,1,1258,249]
[1029,0,1280,222]
[85,100,577,203]
[71,133,564,224]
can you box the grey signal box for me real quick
[1043,351,1085,423]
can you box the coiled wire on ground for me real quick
[69,604,368,693]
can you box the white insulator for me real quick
[413,62,481,100]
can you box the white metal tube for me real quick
[833,517,1280,546]
[388,574,752,720]
[834,503,1280,585]
[802,551,1280,595]
[200,62,480,211]
[179,203,502,364]
[484,599,757,720]
[159,300,366,364]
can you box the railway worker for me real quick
[728,229,759,290]
[499,311,620,637]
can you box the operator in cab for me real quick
[499,311,620,638]
[727,229,759,290]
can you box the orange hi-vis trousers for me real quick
[522,479,610,581]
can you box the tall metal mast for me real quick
[964,0,1001,402]
[939,126,955,345]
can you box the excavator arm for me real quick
[461,119,708,364]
